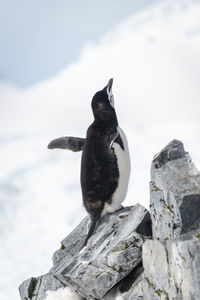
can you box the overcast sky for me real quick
[0,0,159,87]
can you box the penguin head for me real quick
[91,79,116,120]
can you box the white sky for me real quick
[0,0,200,299]
[0,0,158,86]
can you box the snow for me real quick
[44,287,81,300]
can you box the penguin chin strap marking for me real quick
[107,87,115,108]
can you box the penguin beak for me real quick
[106,78,113,93]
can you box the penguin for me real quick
[48,79,131,246]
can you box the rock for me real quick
[19,273,65,300]
[100,262,144,300]
[143,239,200,300]
[150,139,200,241]
[122,273,143,300]
[116,262,144,300]
[19,139,200,300]
[19,277,38,300]
[143,139,200,300]
[19,204,152,300]
[52,204,151,299]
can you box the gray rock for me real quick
[102,274,144,300]
[19,204,151,300]
[52,204,151,299]
[19,273,65,300]
[100,262,144,300]
[20,139,200,300]
[143,239,200,300]
[123,273,143,300]
[117,263,144,300]
[19,277,38,300]
[150,139,200,241]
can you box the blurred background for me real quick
[0,0,200,299]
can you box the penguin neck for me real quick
[93,110,118,128]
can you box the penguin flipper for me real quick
[48,136,85,152]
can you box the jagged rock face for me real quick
[19,273,65,300]
[143,139,200,300]
[143,239,200,300]
[150,139,200,241]
[52,204,151,299]
[19,204,151,300]
[19,139,200,300]
[101,262,144,300]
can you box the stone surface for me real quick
[19,273,65,300]
[143,239,200,300]
[19,277,38,300]
[150,139,200,241]
[52,204,151,299]
[19,204,151,300]
[103,273,143,300]
[116,263,144,300]
[19,139,200,300]
[101,262,144,300]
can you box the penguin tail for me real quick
[83,215,100,247]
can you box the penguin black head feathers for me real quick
[91,78,116,121]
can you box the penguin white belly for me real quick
[102,127,131,215]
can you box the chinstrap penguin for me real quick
[48,79,131,246]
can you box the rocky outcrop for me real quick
[19,274,64,300]
[19,204,152,299]
[143,239,200,300]
[150,139,200,241]
[142,139,200,300]
[19,139,200,299]
[52,204,151,299]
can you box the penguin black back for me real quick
[81,79,121,246]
